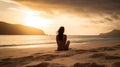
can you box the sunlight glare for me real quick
[23,10,52,29]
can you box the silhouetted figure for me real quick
[56,26,70,51]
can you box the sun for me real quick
[23,10,52,29]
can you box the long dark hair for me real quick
[58,26,64,40]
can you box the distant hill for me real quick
[99,29,120,37]
[0,21,45,35]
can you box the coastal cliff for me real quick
[0,21,45,35]
[99,29,120,37]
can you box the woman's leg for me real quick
[65,40,70,50]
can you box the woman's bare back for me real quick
[56,35,70,51]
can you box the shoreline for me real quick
[0,38,120,48]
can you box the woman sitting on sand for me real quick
[56,26,70,51]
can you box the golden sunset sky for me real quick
[0,0,120,35]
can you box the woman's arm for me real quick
[56,35,59,45]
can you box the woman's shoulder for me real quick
[63,34,67,37]
[56,34,67,38]
[64,34,67,36]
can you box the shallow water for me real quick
[0,35,120,47]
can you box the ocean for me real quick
[0,35,120,47]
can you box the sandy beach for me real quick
[0,40,120,67]
[1,0,120,67]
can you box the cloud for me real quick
[1,0,120,34]
[0,0,38,23]
[13,0,120,14]
[0,0,24,9]
[13,0,120,25]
